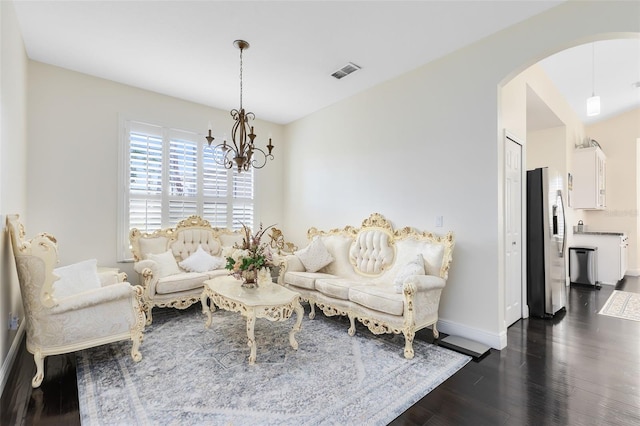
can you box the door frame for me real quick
[504,130,529,323]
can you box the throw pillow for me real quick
[146,250,182,278]
[53,259,102,299]
[295,237,334,273]
[393,254,426,293]
[179,245,226,273]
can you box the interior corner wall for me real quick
[26,61,285,281]
[584,108,640,274]
[0,0,28,392]
[283,1,639,349]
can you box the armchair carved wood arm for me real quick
[7,214,146,388]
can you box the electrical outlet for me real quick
[8,313,19,330]
[436,215,443,227]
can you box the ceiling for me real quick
[11,1,639,128]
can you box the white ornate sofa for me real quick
[8,214,146,387]
[279,213,454,359]
[129,216,244,324]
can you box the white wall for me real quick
[27,61,285,281]
[284,1,640,349]
[0,0,28,392]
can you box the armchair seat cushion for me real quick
[315,278,366,300]
[284,272,337,290]
[348,285,404,316]
[53,259,102,299]
[155,272,209,294]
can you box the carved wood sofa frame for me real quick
[129,215,245,324]
[279,213,454,359]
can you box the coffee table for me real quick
[201,275,304,364]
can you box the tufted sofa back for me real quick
[349,229,395,276]
[171,228,221,260]
[307,213,454,281]
[129,216,244,263]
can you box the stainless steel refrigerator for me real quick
[526,167,567,318]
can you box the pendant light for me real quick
[586,42,600,117]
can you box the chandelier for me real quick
[205,40,274,172]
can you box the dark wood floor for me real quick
[2,278,639,425]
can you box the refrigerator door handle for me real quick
[558,189,566,258]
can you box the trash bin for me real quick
[569,246,599,289]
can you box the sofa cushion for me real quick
[319,235,357,278]
[348,285,405,316]
[315,278,365,300]
[205,269,231,279]
[285,272,337,290]
[295,237,334,272]
[146,250,182,278]
[53,259,102,299]
[395,239,445,277]
[393,254,426,293]
[138,236,170,258]
[179,244,226,273]
[155,272,208,294]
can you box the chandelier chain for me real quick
[239,45,243,110]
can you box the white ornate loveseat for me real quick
[279,213,454,359]
[8,214,146,387]
[130,216,244,324]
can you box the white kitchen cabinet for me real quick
[571,147,606,209]
[573,233,628,284]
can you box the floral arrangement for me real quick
[222,223,275,283]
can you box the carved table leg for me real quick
[201,290,213,328]
[246,311,257,365]
[289,299,304,350]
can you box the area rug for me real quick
[599,290,640,322]
[76,306,470,425]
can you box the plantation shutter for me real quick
[232,168,254,229]
[120,119,256,260]
[129,123,163,232]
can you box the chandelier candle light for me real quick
[205,40,274,172]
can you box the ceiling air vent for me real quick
[331,62,361,80]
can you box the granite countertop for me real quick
[573,231,626,236]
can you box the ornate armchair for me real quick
[7,214,146,388]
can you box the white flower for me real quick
[222,246,235,258]
[232,249,249,261]
[257,267,272,285]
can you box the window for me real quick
[118,119,253,260]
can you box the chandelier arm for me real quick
[247,147,274,170]
[209,142,237,170]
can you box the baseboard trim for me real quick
[437,318,506,350]
[0,321,26,396]
[625,270,640,277]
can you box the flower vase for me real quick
[241,270,258,289]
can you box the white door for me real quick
[505,135,523,327]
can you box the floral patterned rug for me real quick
[76,305,470,425]
[599,290,640,322]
